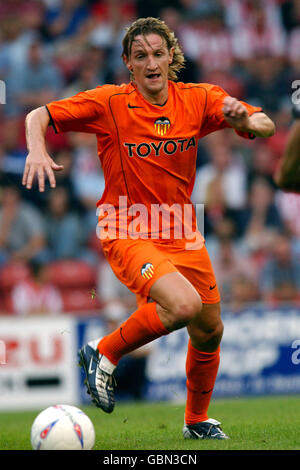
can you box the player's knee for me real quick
[201,321,224,352]
[171,292,202,328]
[211,321,224,346]
[189,318,223,352]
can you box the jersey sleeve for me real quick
[46,87,106,134]
[199,84,262,139]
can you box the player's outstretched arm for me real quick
[222,96,275,138]
[22,106,64,192]
[274,120,300,193]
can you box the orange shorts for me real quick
[100,237,221,306]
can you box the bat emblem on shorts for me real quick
[141,263,154,279]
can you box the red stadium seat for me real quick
[0,294,9,314]
[47,260,97,289]
[2,293,14,314]
[60,288,102,313]
[0,262,31,291]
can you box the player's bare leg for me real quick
[150,271,203,331]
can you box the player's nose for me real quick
[146,54,158,70]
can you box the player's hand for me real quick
[22,151,64,192]
[222,96,250,130]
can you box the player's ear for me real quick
[123,54,132,72]
[168,47,175,65]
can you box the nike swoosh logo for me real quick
[128,104,143,109]
[192,431,204,439]
[201,388,213,394]
[209,284,217,290]
[88,357,95,374]
[119,327,129,344]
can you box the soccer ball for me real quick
[30,404,95,450]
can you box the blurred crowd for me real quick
[0,0,300,318]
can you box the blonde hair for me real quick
[122,17,185,81]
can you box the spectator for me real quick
[20,147,78,212]
[88,0,136,74]
[0,183,46,265]
[59,43,108,99]
[194,175,244,238]
[287,26,300,75]
[223,0,283,32]
[42,0,91,41]
[260,232,300,305]
[0,9,41,73]
[263,104,290,163]
[208,219,258,305]
[0,15,38,116]
[11,259,63,316]
[275,191,300,257]
[137,0,180,18]
[43,186,97,265]
[68,132,105,242]
[97,258,137,315]
[60,60,101,99]
[160,6,199,83]
[192,132,247,210]
[231,2,286,64]
[13,38,64,115]
[236,177,283,244]
[180,8,233,75]
[229,274,260,312]
[280,0,300,33]
[205,216,238,261]
[48,149,77,208]
[196,10,234,73]
[0,116,27,180]
[69,133,104,208]
[247,141,278,190]
[244,54,287,113]
[203,69,245,101]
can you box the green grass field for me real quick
[1,395,300,450]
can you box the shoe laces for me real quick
[208,423,226,437]
[96,367,116,391]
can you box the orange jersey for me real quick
[46,81,261,241]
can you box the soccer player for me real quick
[23,17,275,440]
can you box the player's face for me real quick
[125,34,174,104]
